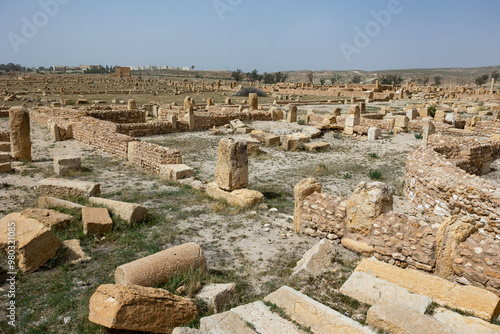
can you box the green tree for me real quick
[231,69,244,82]
[262,73,276,84]
[306,71,314,83]
[475,74,489,87]
[351,75,361,84]
[380,75,403,86]
[491,70,499,81]
[434,76,442,86]
[246,69,262,82]
[330,75,340,85]
[275,72,288,83]
[319,78,325,85]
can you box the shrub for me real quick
[343,172,352,179]
[297,119,305,125]
[414,132,423,139]
[235,87,266,97]
[333,132,342,139]
[368,153,378,158]
[368,170,382,180]
[427,106,436,118]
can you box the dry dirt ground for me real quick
[0,101,498,333]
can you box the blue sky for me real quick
[1,0,499,72]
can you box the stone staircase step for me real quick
[433,308,500,334]
[366,301,456,334]
[264,286,375,334]
[200,310,257,334]
[340,271,432,314]
[231,301,307,334]
[355,258,500,321]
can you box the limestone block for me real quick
[231,301,305,334]
[230,119,245,129]
[287,105,297,122]
[367,301,455,334]
[302,127,322,138]
[294,177,321,233]
[196,283,236,313]
[21,208,73,230]
[367,127,381,141]
[264,286,375,334]
[62,239,91,264]
[345,115,360,127]
[292,239,336,277]
[0,162,12,173]
[38,196,84,210]
[345,182,393,235]
[89,197,147,224]
[115,242,207,287]
[127,99,136,110]
[200,311,257,333]
[9,106,31,161]
[206,182,263,208]
[215,138,248,191]
[249,93,258,111]
[355,258,500,321]
[406,109,418,120]
[159,164,195,182]
[37,178,100,199]
[54,156,81,176]
[340,271,432,314]
[82,207,113,235]
[0,153,11,164]
[0,213,61,273]
[304,142,330,151]
[283,135,300,151]
[88,284,198,333]
[250,131,280,146]
[394,115,409,128]
[433,308,500,334]
[341,238,374,256]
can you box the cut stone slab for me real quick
[37,178,100,199]
[304,142,330,151]
[160,164,195,182]
[366,301,455,334]
[341,238,374,257]
[88,197,147,224]
[250,131,280,146]
[340,271,432,314]
[355,258,500,321]
[264,286,375,334]
[53,156,81,176]
[115,242,207,287]
[231,301,307,334]
[62,239,91,264]
[21,208,73,230]
[433,308,500,334]
[292,239,336,277]
[245,137,261,155]
[302,127,322,138]
[38,196,84,210]
[206,182,264,208]
[0,212,61,273]
[230,119,246,129]
[200,310,257,333]
[235,127,253,134]
[283,135,301,151]
[88,284,198,333]
[196,283,236,313]
[367,127,381,141]
[82,207,113,235]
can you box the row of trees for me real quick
[0,63,27,72]
[231,69,289,84]
[475,70,498,87]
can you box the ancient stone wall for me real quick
[72,117,130,159]
[87,110,145,123]
[404,147,499,230]
[472,120,500,136]
[128,141,182,173]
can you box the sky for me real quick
[0,0,499,72]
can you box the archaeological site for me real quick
[1,1,500,333]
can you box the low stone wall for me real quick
[128,141,182,173]
[72,117,131,159]
[473,120,500,136]
[87,110,145,124]
[404,146,500,231]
